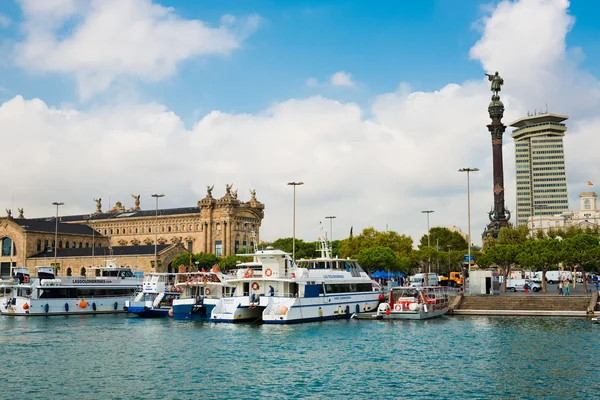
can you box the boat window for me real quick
[324,283,371,293]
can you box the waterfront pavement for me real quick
[446,282,598,296]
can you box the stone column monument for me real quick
[483,71,511,241]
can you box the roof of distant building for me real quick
[29,244,172,259]
[11,219,99,236]
[28,207,201,223]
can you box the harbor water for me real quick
[0,315,598,399]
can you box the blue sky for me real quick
[2,0,600,244]
[1,0,598,125]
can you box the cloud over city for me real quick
[1,0,599,246]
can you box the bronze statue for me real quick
[486,71,504,95]
[5,208,11,218]
[93,198,102,213]
[225,183,233,195]
[249,189,257,200]
[232,189,238,199]
[17,208,24,218]
[131,194,141,210]
[206,185,214,197]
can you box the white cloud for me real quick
[0,13,10,28]
[305,77,319,87]
[14,0,260,99]
[2,0,600,247]
[330,71,356,87]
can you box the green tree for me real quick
[339,227,413,259]
[418,227,468,251]
[477,244,521,292]
[356,246,398,274]
[560,234,599,293]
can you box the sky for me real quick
[1,0,600,247]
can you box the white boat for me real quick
[210,238,382,324]
[170,270,234,320]
[377,286,449,320]
[1,262,141,316]
[125,273,181,318]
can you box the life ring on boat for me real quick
[23,275,30,283]
[394,304,402,311]
[252,282,259,291]
[246,268,254,278]
[205,288,211,296]
[265,268,273,277]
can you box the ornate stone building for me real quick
[0,185,264,276]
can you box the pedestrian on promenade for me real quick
[595,280,599,293]
[558,281,563,296]
[564,280,570,296]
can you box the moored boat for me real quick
[211,237,382,324]
[170,270,233,320]
[378,286,449,320]
[125,273,181,318]
[1,262,141,316]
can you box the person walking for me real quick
[564,280,570,296]
[558,281,563,296]
[594,279,599,293]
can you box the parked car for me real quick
[506,279,541,292]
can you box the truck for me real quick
[439,271,463,287]
[535,270,572,284]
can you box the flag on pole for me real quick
[588,181,593,186]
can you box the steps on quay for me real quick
[451,295,593,317]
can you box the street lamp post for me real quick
[325,216,336,253]
[151,194,165,270]
[287,182,304,262]
[459,167,479,292]
[52,202,64,273]
[421,210,434,274]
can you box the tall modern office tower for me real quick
[509,113,569,226]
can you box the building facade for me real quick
[529,191,599,235]
[0,185,264,276]
[510,112,569,226]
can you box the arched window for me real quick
[52,240,55,248]
[585,199,591,210]
[79,242,83,248]
[44,240,49,249]
[175,225,179,232]
[86,243,89,248]
[65,241,70,248]
[116,228,120,234]
[161,226,165,232]
[148,227,152,233]
[66,268,72,276]
[135,227,138,234]
[129,228,132,234]
[59,241,63,249]
[80,267,86,276]
[110,229,113,235]
[95,269,100,277]
[104,229,107,235]
[168,226,172,232]
[1,238,16,256]
[37,240,42,252]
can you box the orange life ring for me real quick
[246,268,254,277]
[265,268,273,277]
[205,288,211,296]
[23,275,30,283]
[252,282,259,291]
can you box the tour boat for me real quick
[1,262,141,316]
[125,273,181,318]
[170,270,233,320]
[377,286,449,320]
[210,238,382,324]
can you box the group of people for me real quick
[557,280,571,296]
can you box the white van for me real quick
[536,270,572,284]
[410,273,439,287]
[506,279,541,292]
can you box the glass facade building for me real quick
[510,113,569,226]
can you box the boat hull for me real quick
[126,306,171,318]
[262,295,381,324]
[171,303,215,320]
[1,297,128,316]
[383,308,448,320]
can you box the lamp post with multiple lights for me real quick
[52,202,64,272]
[287,182,303,262]
[459,167,479,292]
[151,194,164,270]
[325,215,336,254]
[421,210,434,275]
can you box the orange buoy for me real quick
[168,308,174,317]
[23,303,29,310]
[79,300,88,308]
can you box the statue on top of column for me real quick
[206,185,214,198]
[5,209,11,218]
[485,71,504,96]
[225,183,233,195]
[17,208,24,218]
[249,189,256,200]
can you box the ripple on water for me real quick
[0,315,598,399]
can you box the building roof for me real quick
[29,244,172,259]
[27,206,201,223]
[509,113,568,127]
[12,219,100,236]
